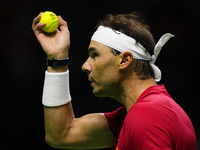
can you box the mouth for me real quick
[90,82,94,86]
[88,76,95,85]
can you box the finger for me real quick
[32,12,46,32]
[32,12,46,35]
[32,12,43,29]
[32,23,46,37]
[58,15,69,33]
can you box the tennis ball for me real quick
[39,11,59,33]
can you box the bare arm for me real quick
[44,104,116,149]
[32,13,116,149]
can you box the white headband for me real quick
[91,25,174,82]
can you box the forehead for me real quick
[88,40,110,53]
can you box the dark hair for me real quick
[96,12,155,80]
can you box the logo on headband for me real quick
[113,29,121,35]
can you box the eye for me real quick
[90,52,99,59]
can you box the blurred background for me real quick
[0,0,199,149]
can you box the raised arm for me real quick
[32,12,116,149]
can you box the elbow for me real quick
[45,135,65,149]
[45,135,58,148]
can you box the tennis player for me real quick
[32,12,197,149]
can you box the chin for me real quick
[93,89,109,98]
[93,91,103,97]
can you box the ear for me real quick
[119,51,133,69]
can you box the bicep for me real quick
[59,113,117,149]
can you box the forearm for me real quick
[44,102,75,147]
[43,65,75,147]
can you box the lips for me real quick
[88,75,93,81]
[88,76,95,85]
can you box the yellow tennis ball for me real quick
[39,11,59,33]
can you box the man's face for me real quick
[82,40,121,97]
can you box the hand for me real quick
[32,12,70,59]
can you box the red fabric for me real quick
[104,106,126,150]
[104,85,197,150]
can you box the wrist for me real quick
[47,65,68,73]
[47,52,69,60]
[46,57,69,73]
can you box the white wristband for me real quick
[42,70,71,107]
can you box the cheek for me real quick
[96,61,118,81]
[93,63,105,79]
[92,55,118,80]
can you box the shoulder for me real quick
[124,84,181,137]
[126,92,178,128]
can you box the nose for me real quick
[82,58,91,74]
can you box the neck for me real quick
[116,77,157,112]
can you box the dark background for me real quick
[0,0,199,149]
